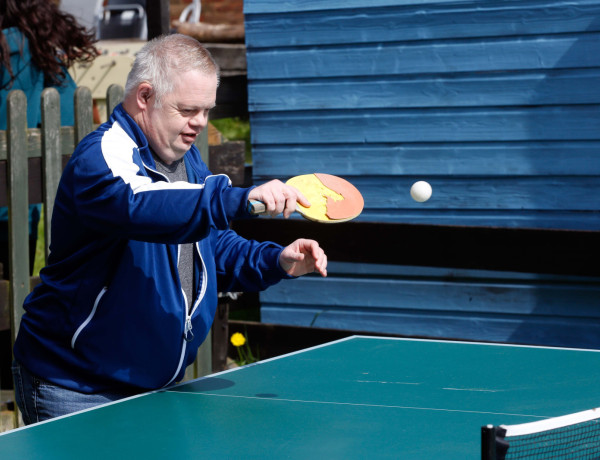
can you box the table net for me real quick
[482,407,600,459]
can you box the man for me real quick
[12,34,327,424]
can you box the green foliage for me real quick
[211,117,252,163]
[33,207,45,276]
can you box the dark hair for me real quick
[0,0,98,86]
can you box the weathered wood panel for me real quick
[245,0,600,230]
[6,91,30,341]
[261,263,600,348]
[251,142,600,175]
[249,70,600,111]
[244,0,600,346]
[250,107,600,143]
[248,35,600,79]
[245,0,600,33]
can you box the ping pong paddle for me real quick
[248,173,364,223]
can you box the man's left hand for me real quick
[279,239,327,277]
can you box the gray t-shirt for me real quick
[153,155,194,312]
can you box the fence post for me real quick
[106,84,124,118]
[6,90,29,345]
[74,86,93,145]
[41,88,62,261]
[191,126,211,378]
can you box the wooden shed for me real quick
[236,0,600,348]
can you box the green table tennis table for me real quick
[2,335,600,459]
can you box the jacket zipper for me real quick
[71,287,108,349]
[163,241,207,387]
[142,160,209,387]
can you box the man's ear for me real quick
[137,83,154,108]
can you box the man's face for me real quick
[143,69,217,165]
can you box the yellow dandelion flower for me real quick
[230,332,246,347]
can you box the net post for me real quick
[482,425,497,460]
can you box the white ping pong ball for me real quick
[410,181,432,202]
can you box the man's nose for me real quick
[190,110,208,129]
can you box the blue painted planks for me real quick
[260,263,600,348]
[252,176,600,211]
[262,305,600,349]
[245,0,600,21]
[246,2,600,47]
[250,106,600,143]
[347,210,600,230]
[247,34,600,80]
[249,69,600,111]
[245,1,600,343]
[245,0,463,15]
[261,275,600,316]
[245,0,600,230]
[251,142,600,176]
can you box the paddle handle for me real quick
[247,200,266,215]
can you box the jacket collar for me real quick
[110,103,207,182]
[111,103,156,167]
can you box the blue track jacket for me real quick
[14,104,290,393]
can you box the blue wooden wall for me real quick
[244,0,600,230]
[243,0,600,347]
[261,262,600,349]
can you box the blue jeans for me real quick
[12,360,138,425]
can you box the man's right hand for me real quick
[248,180,311,218]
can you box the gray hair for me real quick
[124,34,220,107]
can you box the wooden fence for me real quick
[0,85,122,341]
[0,86,122,427]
